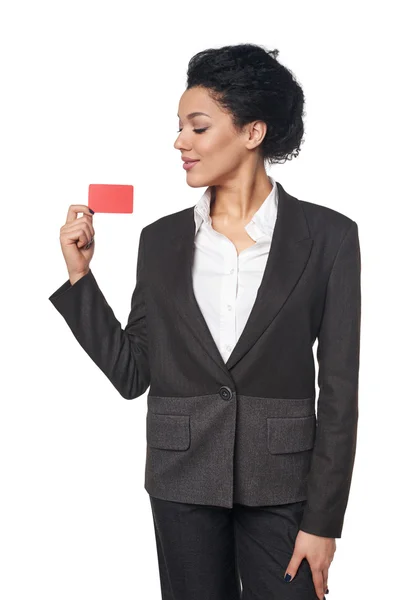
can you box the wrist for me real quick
[69,269,89,285]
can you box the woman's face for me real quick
[174,86,259,188]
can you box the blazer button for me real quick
[219,386,233,401]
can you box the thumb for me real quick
[284,550,304,583]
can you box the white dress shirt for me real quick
[192,175,278,363]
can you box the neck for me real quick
[210,169,273,223]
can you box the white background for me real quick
[1,1,398,598]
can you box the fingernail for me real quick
[284,573,292,582]
[89,208,95,214]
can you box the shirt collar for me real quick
[193,175,278,241]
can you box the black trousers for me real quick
[149,495,322,600]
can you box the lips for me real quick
[182,160,199,171]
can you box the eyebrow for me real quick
[177,112,211,120]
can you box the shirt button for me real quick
[229,268,234,274]
[227,305,232,311]
[225,344,232,351]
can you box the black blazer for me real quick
[48,180,361,538]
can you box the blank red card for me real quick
[88,184,134,213]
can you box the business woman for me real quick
[49,43,361,600]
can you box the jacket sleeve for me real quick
[48,228,150,400]
[299,220,361,538]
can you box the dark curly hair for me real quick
[185,43,306,165]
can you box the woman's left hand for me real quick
[284,529,336,599]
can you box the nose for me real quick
[174,129,194,152]
[174,134,187,151]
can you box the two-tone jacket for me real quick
[48,180,361,538]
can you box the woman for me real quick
[49,43,361,600]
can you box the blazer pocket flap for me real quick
[146,412,190,451]
[267,415,316,454]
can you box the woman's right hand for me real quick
[59,205,95,281]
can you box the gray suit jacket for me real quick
[48,181,361,538]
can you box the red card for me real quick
[88,184,134,213]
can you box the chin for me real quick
[186,182,202,188]
[186,174,218,189]
[185,178,210,189]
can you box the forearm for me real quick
[48,269,150,400]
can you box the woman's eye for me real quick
[176,128,208,134]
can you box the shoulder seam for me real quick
[326,219,356,283]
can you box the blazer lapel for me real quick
[165,181,313,375]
